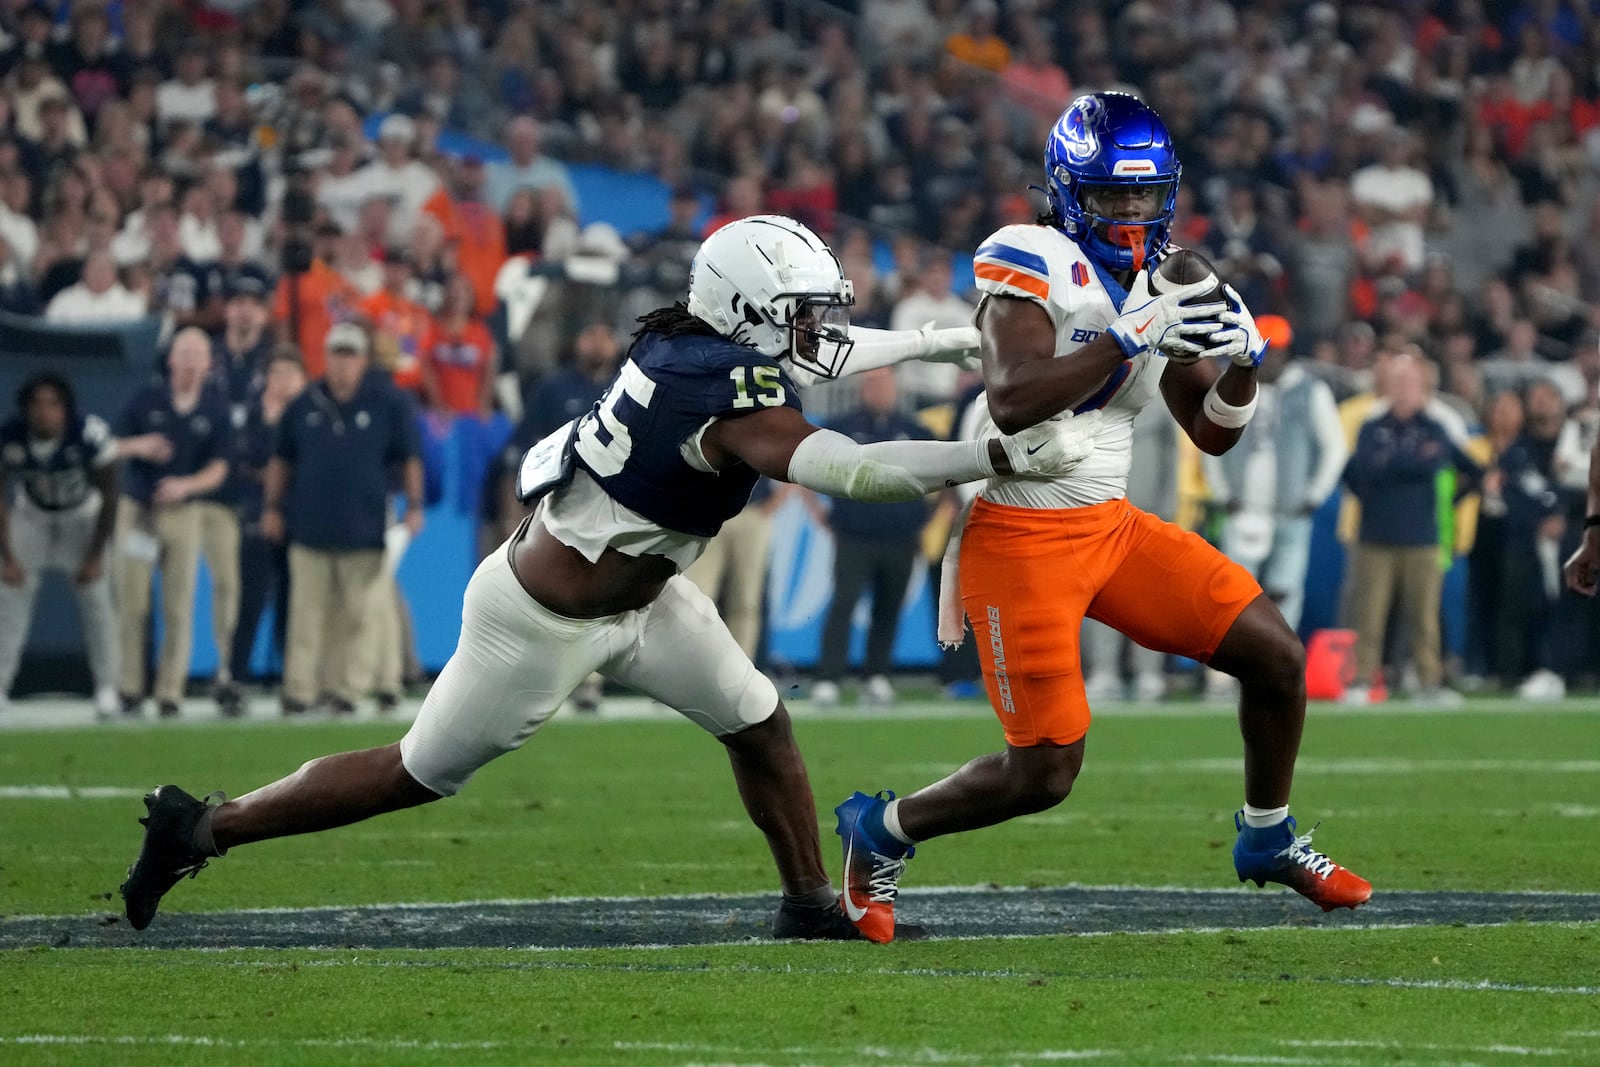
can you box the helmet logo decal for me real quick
[1112,159,1157,175]
[1060,97,1100,163]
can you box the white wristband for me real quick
[1203,382,1257,429]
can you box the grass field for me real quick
[3,695,1599,1065]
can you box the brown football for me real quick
[1149,247,1224,302]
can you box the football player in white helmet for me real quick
[118,214,1101,941]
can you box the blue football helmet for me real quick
[1043,92,1181,272]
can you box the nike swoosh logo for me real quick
[841,839,869,922]
[1025,442,1047,455]
[1133,315,1157,334]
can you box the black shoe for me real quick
[281,698,310,717]
[120,693,144,717]
[215,682,245,717]
[573,678,602,713]
[157,701,180,718]
[375,692,400,714]
[329,697,357,716]
[769,897,929,942]
[119,786,221,931]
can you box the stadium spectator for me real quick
[1465,389,1524,688]
[808,368,933,708]
[44,248,146,323]
[888,250,974,411]
[272,223,360,381]
[0,373,121,719]
[1341,353,1483,706]
[349,114,440,248]
[229,346,305,690]
[1203,317,1347,635]
[484,115,578,216]
[423,155,505,319]
[262,322,422,716]
[420,275,497,419]
[361,248,431,395]
[1494,378,1573,700]
[113,328,231,717]
[1349,129,1434,278]
[0,233,39,314]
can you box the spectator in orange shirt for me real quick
[421,275,497,418]
[945,0,1010,73]
[423,156,506,318]
[271,224,360,381]
[360,249,432,394]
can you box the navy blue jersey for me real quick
[116,385,232,505]
[0,413,116,510]
[570,330,803,537]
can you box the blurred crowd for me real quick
[2,0,1600,715]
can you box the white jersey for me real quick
[970,223,1166,510]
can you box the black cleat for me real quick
[119,786,221,930]
[770,897,929,942]
[375,692,400,714]
[215,682,245,717]
[157,701,181,718]
[328,697,357,716]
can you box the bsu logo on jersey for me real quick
[1071,262,1089,287]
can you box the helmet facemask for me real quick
[782,288,854,381]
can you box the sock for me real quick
[782,884,838,910]
[880,797,917,847]
[1241,804,1289,830]
[192,794,229,857]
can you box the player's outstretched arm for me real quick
[784,324,982,388]
[701,406,1096,503]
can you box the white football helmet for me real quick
[686,214,856,380]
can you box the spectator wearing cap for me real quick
[1202,316,1348,636]
[420,274,497,419]
[485,115,578,215]
[347,113,440,247]
[112,328,232,717]
[209,277,274,418]
[195,210,274,332]
[262,322,423,715]
[360,247,431,395]
[422,154,506,318]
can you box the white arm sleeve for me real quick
[787,427,994,502]
[1305,381,1349,507]
[787,325,981,387]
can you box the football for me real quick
[1148,247,1225,303]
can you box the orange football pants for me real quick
[958,496,1262,746]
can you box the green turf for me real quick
[2,703,1597,913]
[4,700,1599,1064]
[4,927,1598,1065]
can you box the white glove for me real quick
[1108,273,1227,362]
[994,410,1102,478]
[916,321,982,367]
[1201,285,1269,368]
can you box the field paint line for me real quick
[1284,1038,1568,1057]
[1088,758,1600,774]
[0,785,145,799]
[2,1034,509,1051]
[202,949,1600,996]
[617,1041,1118,1062]
[11,882,1600,924]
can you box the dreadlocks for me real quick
[632,302,723,342]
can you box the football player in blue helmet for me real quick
[1042,91,1180,274]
